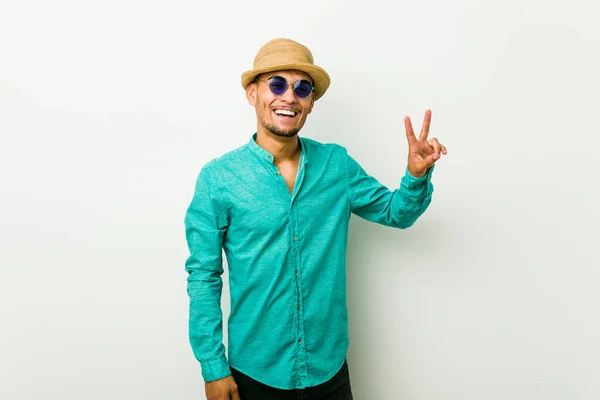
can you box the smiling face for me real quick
[246,69,315,138]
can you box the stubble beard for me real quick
[264,122,300,138]
[261,115,301,138]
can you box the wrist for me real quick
[407,167,426,178]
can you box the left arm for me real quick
[347,109,447,228]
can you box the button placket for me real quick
[289,206,308,386]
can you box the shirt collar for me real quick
[247,132,309,165]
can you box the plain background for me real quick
[1,0,599,399]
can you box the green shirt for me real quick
[184,133,434,389]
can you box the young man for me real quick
[184,38,447,400]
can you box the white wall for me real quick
[1,0,599,399]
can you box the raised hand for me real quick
[404,109,447,178]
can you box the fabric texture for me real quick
[184,133,434,389]
[230,359,353,400]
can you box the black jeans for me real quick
[230,360,354,400]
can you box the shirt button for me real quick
[295,270,298,276]
[298,339,302,344]
[293,236,297,241]
[275,171,280,175]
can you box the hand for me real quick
[404,109,447,177]
[205,375,241,400]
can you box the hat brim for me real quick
[241,63,330,101]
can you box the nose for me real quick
[280,82,298,103]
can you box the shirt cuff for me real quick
[402,165,435,188]
[200,354,231,382]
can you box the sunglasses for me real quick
[254,75,314,99]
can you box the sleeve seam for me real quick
[205,162,225,219]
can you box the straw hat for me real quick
[241,38,331,101]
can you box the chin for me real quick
[271,129,300,138]
[263,121,302,138]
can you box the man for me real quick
[184,38,447,400]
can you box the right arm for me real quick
[184,164,239,399]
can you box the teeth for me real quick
[275,109,296,116]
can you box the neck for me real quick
[255,129,301,162]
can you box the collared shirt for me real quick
[184,133,435,389]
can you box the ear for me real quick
[246,82,257,106]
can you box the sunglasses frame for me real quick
[254,75,315,99]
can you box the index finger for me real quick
[419,109,432,141]
[404,116,417,145]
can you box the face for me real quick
[246,69,315,139]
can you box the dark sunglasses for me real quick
[254,75,314,99]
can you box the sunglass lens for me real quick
[294,80,313,98]
[268,76,287,95]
